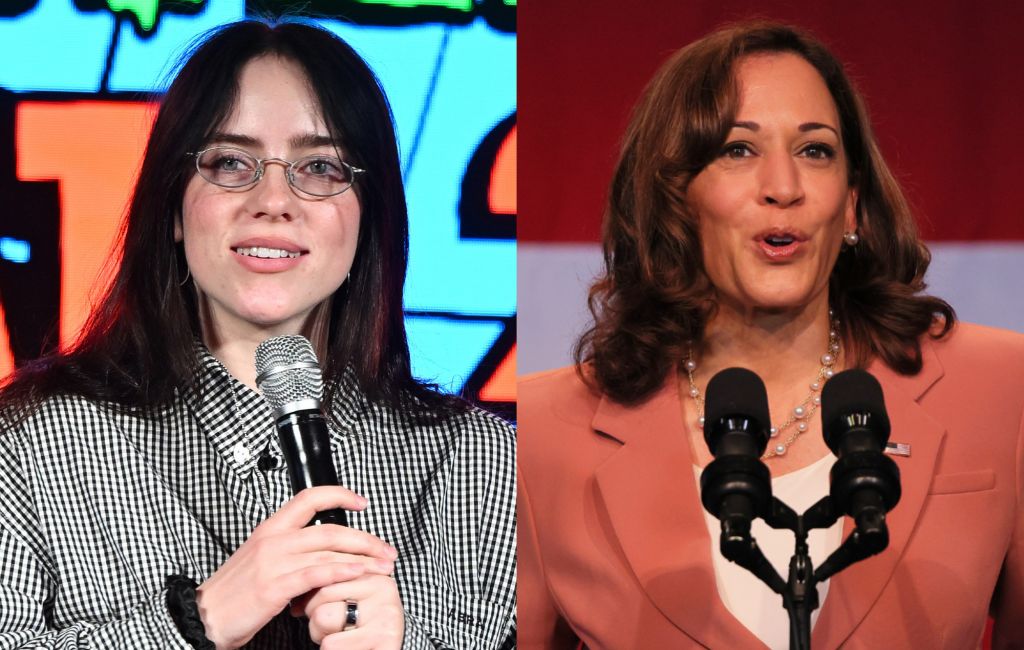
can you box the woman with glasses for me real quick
[0,21,515,650]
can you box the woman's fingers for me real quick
[286,553,394,618]
[256,485,368,533]
[194,486,398,649]
[289,521,398,561]
[279,562,367,601]
[304,575,404,649]
[319,627,378,650]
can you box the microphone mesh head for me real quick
[704,367,771,456]
[820,368,890,448]
[704,367,771,431]
[254,335,324,412]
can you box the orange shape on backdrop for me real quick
[17,100,157,349]
[0,304,13,379]
[488,123,516,215]
[479,343,515,401]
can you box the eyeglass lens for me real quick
[195,147,356,196]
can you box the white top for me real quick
[694,454,843,650]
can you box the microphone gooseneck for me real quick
[255,335,348,527]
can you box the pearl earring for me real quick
[843,231,860,246]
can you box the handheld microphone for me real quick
[821,369,900,546]
[255,335,348,527]
[700,368,773,549]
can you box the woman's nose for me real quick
[246,159,298,220]
[758,152,804,208]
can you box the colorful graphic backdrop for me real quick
[0,0,516,412]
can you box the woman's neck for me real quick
[197,301,331,391]
[685,299,839,473]
[697,300,835,389]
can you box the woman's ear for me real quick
[844,188,859,234]
[174,215,183,243]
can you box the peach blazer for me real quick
[518,323,1024,649]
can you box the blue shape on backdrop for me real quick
[0,238,31,264]
[405,315,503,393]
[0,0,112,92]
[319,19,516,317]
[108,0,246,91]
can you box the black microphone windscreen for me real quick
[820,369,891,439]
[705,367,771,432]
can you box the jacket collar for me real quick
[589,339,946,647]
[591,375,764,647]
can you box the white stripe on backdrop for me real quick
[518,242,1024,376]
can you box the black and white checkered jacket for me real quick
[0,347,516,648]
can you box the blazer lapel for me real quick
[592,376,766,648]
[812,343,946,648]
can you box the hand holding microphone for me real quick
[194,336,404,649]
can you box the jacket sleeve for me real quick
[991,404,1024,647]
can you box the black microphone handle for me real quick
[275,410,348,527]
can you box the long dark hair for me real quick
[1,20,447,414]
[576,21,956,405]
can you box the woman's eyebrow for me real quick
[290,133,338,149]
[204,133,339,150]
[730,121,839,137]
[798,122,839,136]
[207,132,261,147]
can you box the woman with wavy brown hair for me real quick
[519,21,1024,649]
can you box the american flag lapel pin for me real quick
[885,441,911,457]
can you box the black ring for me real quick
[344,600,359,630]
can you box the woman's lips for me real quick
[756,239,803,259]
[232,248,305,272]
[753,230,809,260]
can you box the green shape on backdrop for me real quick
[105,0,202,32]
[355,0,473,10]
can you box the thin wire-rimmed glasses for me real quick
[189,146,366,197]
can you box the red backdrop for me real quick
[520,0,1024,244]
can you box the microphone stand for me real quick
[716,493,891,650]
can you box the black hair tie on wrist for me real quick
[165,575,216,650]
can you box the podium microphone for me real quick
[820,369,900,550]
[255,335,348,527]
[700,367,773,552]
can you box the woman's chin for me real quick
[722,287,825,316]
[213,305,316,337]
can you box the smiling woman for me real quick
[0,20,515,650]
[518,21,1024,650]
[177,56,362,377]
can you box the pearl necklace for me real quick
[684,316,841,459]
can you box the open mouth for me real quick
[233,246,305,259]
[763,234,796,248]
[755,230,806,259]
